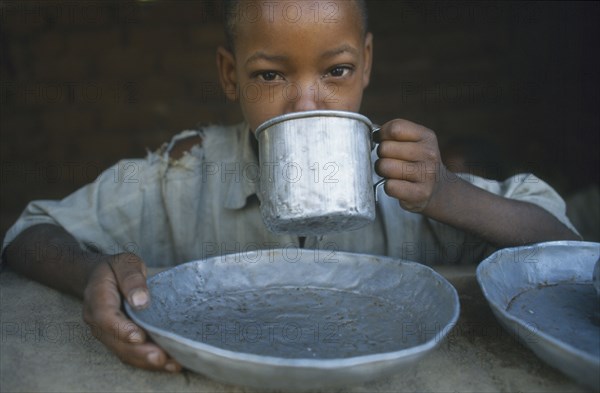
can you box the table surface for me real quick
[0,265,591,393]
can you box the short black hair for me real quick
[222,0,369,50]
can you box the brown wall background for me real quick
[1,1,599,241]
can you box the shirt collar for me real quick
[223,123,260,209]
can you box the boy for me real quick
[2,0,578,373]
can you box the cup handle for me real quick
[370,124,387,202]
[371,124,381,151]
[374,178,386,202]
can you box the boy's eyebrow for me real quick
[320,44,359,59]
[244,44,359,67]
[245,52,288,66]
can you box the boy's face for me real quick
[217,0,373,132]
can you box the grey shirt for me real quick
[2,123,576,267]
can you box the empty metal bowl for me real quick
[125,249,460,391]
[477,241,600,391]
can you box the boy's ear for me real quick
[216,46,238,102]
[362,33,373,89]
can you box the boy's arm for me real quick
[3,223,181,372]
[375,119,579,247]
[422,172,579,245]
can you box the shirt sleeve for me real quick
[379,172,578,265]
[457,172,578,234]
[1,127,213,267]
[1,156,170,264]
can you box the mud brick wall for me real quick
[1,1,599,240]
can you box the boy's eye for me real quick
[327,66,352,78]
[258,71,281,81]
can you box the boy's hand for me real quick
[374,119,449,214]
[82,253,181,372]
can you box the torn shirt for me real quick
[2,123,577,267]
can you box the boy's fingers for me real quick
[104,334,181,372]
[377,140,422,162]
[90,309,180,371]
[378,119,427,142]
[376,158,415,182]
[82,262,181,372]
[113,342,182,372]
[107,253,150,310]
[375,120,442,181]
[83,262,148,344]
[383,179,429,212]
[376,158,438,183]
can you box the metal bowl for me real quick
[476,241,600,391]
[125,249,459,391]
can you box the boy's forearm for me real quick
[3,224,101,298]
[424,171,580,247]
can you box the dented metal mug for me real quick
[255,110,384,236]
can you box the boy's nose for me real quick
[287,81,322,112]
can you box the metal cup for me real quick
[255,110,383,236]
